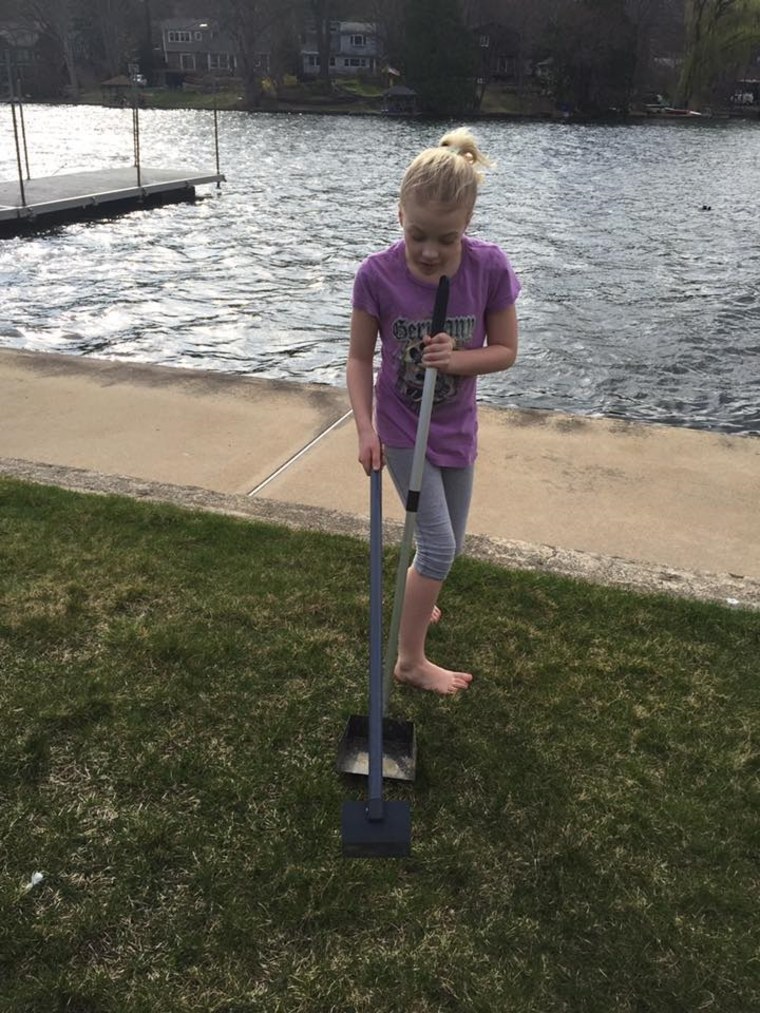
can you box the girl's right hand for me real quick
[358,429,383,475]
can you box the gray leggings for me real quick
[385,446,474,582]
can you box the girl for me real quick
[346,128,520,695]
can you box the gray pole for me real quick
[6,51,27,207]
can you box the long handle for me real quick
[367,467,385,818]
[382,276,450,711]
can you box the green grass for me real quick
[1,477,757,1012]
[79,87,246,111]
[478,83,555,117]
[140,88,245,111]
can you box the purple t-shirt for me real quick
[352,235,521,467]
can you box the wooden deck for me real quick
[0,166,225,234]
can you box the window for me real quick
[194,32,203,41]
[479,35,490,48]
[351,35,366,47]
[308,55,319,67]
[209,53,230,70]
[180,53,196,70]
[168,30,192,43]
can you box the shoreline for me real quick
[6,95,759,124]
[1,347,758,610]
[0,339,754,439]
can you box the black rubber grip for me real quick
[430,275,450,334]
[406,490,420,513]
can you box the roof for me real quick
[159,18,215,31]
[0,24,40,46]
[338,23,376,34]
[384,85,417,97]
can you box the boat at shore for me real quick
[644,104,704,118]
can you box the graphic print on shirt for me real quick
[392,314,476,409]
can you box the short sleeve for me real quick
[352,259,380,319]
[487,247,521,312]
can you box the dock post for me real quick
[5,50,27,208]
[16,74,31,179]
[132,87,142,192]
[213,97,221,191]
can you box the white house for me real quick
[301,21,381,78]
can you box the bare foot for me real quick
[430,605,442,624]
[394,658,473,695]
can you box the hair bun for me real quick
[399,127,491,211]
[439,128,490,170]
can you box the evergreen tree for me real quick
[403,0,476,116]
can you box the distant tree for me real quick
[216,0,298,105]
[624,0,674,95]
[267,5,302,80]
[403,0,477,115]
[73,0,145,80]
[5,0,81,96]
[678,0,760,105]
[306,0,332,86]
[137,0,177,83]
[545,0,637,113]
[298,0,358,88]
[464,0,560,99]
[361,0,405,73]
[622,0,687,98]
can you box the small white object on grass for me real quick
[24,872,44,892]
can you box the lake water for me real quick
[1,105,759,435]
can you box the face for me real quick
[399,195,471,282]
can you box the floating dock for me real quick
[0,166,225,236]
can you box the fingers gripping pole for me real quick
[382,275,450,710]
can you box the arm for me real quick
[346,307,382,474]
[422,304,518,377]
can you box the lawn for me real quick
[1,478,757,1011]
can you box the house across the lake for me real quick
[301,21,381,78]
[158,18,266,86]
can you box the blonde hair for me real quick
[399,128,492,214]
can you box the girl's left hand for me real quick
[422,331,455,372]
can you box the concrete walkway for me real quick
[1,348,758,609]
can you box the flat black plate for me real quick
[341,800,412,858]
